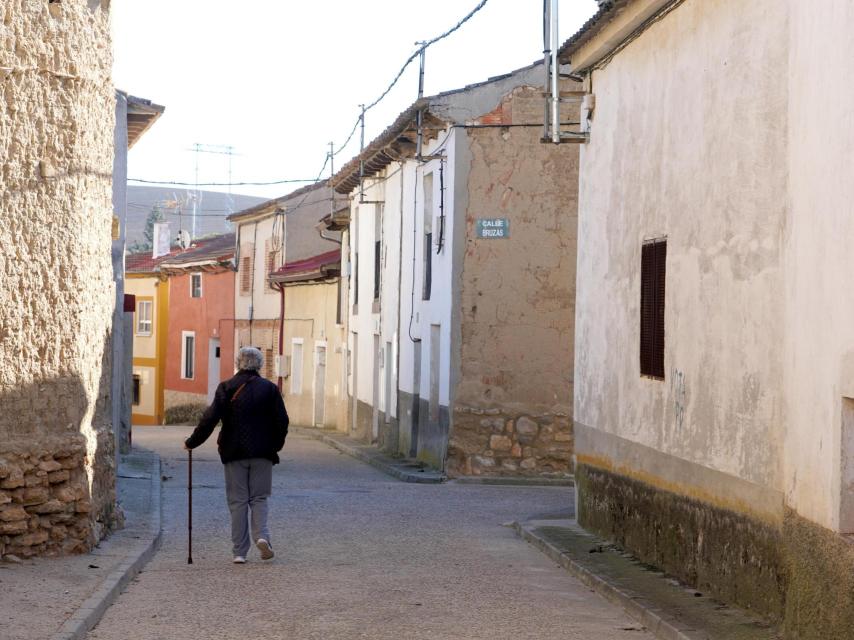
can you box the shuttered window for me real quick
[266,246,279,292]
[240,255,252,296]
[640,239,666,379]
[264,347,274,379]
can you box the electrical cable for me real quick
[332,0,491,161]
[128,178,317,187]
[127,1,490,193]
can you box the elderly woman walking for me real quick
[184,346,289,564]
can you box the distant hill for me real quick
[125,186,267,246]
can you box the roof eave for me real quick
[558,0,673,72]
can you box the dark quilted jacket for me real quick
[185,370,289,464]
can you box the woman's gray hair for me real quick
[236,346,264,372]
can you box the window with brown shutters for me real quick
[264,347,274,379]
[240,255,252,296]
[640,239,666,379]
[265,240,280,292]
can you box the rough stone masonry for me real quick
[0,0,117,558]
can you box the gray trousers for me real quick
[223,458,273,556]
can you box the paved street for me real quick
[87,427,650,640]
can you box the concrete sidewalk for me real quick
[514,518,782,640]
[298,427,574,486]
[294,427,447,483]
[1,448,162,640]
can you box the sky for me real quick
[112,0,599,203]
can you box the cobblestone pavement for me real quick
[87,426,652,640]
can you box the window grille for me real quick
[640,239,667,379]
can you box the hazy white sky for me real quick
[112,0,598,201]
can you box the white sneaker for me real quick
[233,555,246,564]
[256,538,274,560]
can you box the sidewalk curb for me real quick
[296,427,446,484]
[450,476,574,487]
[50,452,163,640]
[513,521,693,640]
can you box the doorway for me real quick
[351,333,358,435]
[372,335,380,442]
[314,344,326,427]
[207,338,221,402]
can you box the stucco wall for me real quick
[282,280,346,429]
[165,270,234,402]
[785,0,854,532]
[0,0,117,557]
[235,216,280,323]
[574,0,788,499]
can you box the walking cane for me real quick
[187,448,193,565]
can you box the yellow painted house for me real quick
[125,251,171,425]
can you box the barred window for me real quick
[640,239,666,379]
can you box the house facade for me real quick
[160,234,236,412]
[125,252,170,426]
[0,0,118,558]
[330,65,579,476]
[269,250,347,430]
[563,0,854,635]
[229,183,342,388]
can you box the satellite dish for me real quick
[176,229,192,250]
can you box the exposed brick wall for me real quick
[0,0,116,557]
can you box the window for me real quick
[266,240,280,292]
[136,300,152,335]
[291,339,304,394]
[181,331,196,380]
[191,273,202,298]
[240,256,252,295]
[422,173,434,301]
[239,244,254,296]
[132,375,140,406]
[640,238,667,379]
[264,347,274,379]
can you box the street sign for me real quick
[476,218,510,239]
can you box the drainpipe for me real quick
[543,0,551,141]
[276,281,285,392]
[550,0,560,143]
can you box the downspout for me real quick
[543,0,551,141]
[276,280,285,392]
[395,161,405,454]
[550,0,560,143]
[249,220,258,344]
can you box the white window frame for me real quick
[136,300,152,336]
[190,273,203,298]
[290,338,304,394]
[181,331,196,380]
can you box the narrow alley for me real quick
[86,428,650,640]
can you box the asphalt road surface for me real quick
[87,426,651,640]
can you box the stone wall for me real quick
[164,389,208,410]
[0,446,103,558]
[449,409,572,477]
[0,0,116,558]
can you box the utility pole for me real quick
[329,141,335,218]
[415,41,427,160]
[359,104,366,203]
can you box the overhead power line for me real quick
[333,0,490,159]
[128,0,491,188]
[128,177,319,187]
